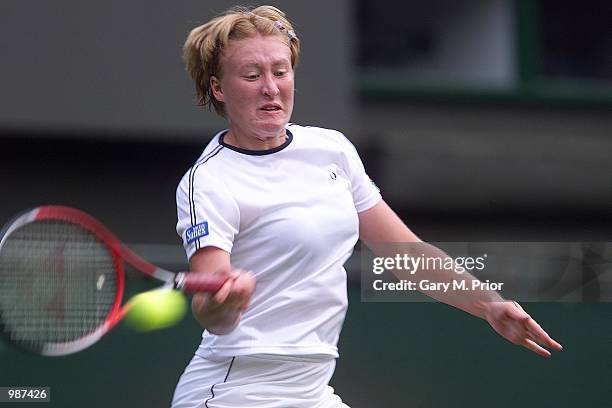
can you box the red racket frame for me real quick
[0,205,226,355]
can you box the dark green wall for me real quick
[1,288,609,407]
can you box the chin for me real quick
[255,121,288,137]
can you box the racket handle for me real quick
[175,272,227,294]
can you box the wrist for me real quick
[474,292,506,319]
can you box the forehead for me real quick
[222,35,292,68]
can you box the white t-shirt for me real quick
[176,124,381,359]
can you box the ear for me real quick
[210,76,224,103]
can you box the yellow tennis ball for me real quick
[124,289,187,332]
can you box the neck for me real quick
[224,127,287,151]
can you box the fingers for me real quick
[211,278,233,304]
[489,301,563,357]
[524,317,563,351]
[211,269,256,311]
[511,301,563,352]
[523,338,552,358]
[229,271,256,311]
[513,302,563,355]
[191,292,210,314]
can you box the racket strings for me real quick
[0,220,117,349]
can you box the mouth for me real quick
[260,103,283,113]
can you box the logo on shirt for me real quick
[185,221,209,244]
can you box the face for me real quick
[211,34,294,141]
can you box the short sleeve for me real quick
[176,168,240,260]
[337,132,382,213]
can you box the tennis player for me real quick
[172,6,562,407]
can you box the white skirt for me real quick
[171,354,350,408]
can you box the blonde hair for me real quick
[183,5,300,117]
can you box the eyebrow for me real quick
[239,59,291,69]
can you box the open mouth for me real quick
[260,104,282,112]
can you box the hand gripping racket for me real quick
[0,206,226,356]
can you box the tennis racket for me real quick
[0,205,226,356]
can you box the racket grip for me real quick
[175,272,227,294]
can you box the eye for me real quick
[243,73,259,81]
[274,70,287,77]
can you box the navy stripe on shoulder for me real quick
[188,144,224,251]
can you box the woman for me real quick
[173,6,562,407]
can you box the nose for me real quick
[262,74,280,97]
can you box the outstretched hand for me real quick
[484,301,563,357]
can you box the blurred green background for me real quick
[1,289,609,407]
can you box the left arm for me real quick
[359,200,563,357]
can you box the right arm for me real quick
[175,166,252,334]
[189,246,255,335]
